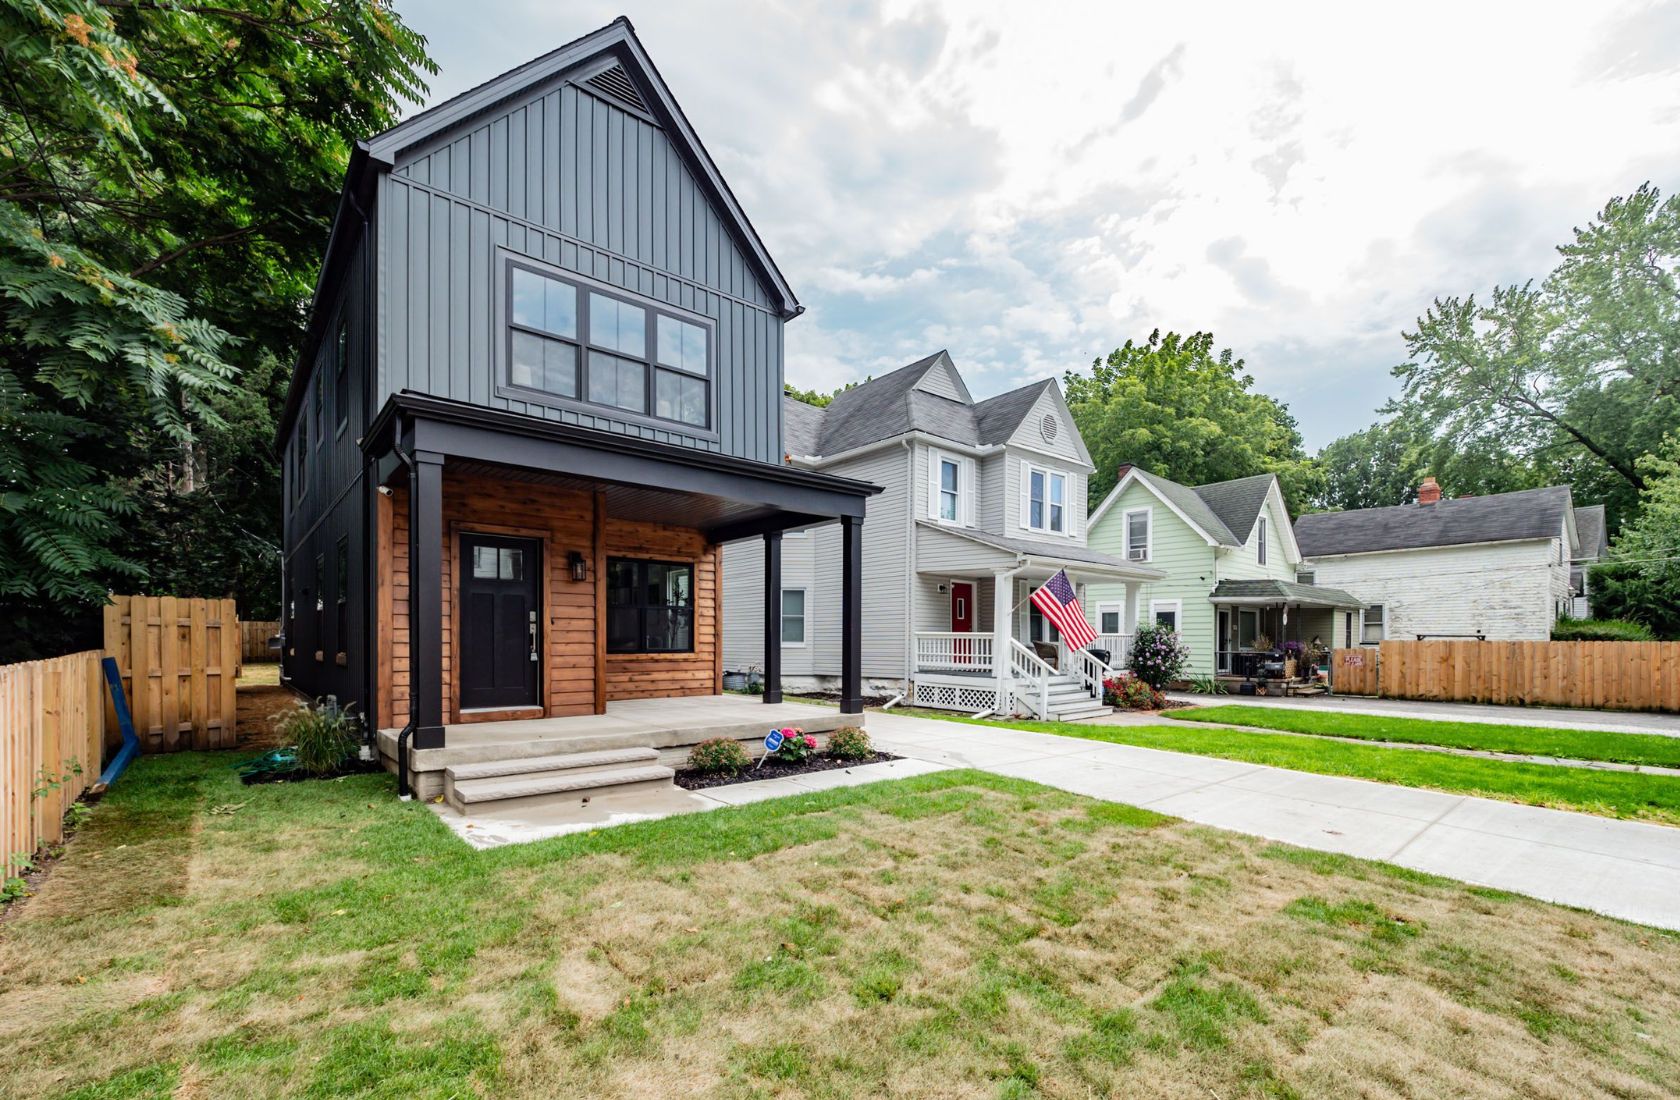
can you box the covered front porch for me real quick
[1209,579,1363,687]
[362,393,880,798]
[908,523,1163,718]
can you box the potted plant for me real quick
[722,669,749,692]
[1282,640,1303,680]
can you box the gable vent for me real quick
[1040,414,1059,443]
[585,65,650,114]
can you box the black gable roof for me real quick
[1295,485,1574,558]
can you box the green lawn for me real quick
[1171,704,1680,768]
[889,708,1680,826]
[4,752,1678,1097]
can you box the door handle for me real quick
[529,610,539,661]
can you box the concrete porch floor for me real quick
[377,695,864,800]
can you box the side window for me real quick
[335,536,349,659]
[781,588,806,645]
[334,317,350,434]
[1125,510,1150,561]
[1362,604,1385,644]
[1257,516,1268,564]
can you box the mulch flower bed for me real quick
[675,751,900,791]
[239,751,386,786]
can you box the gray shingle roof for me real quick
[1295,485,1575,558]
[1129,470,1238,545]
[783,398,825,456]
[1191,473,1276,544]
[1573,504,1607,560]
[791,352,1065,458]
[1208,578,1363,608]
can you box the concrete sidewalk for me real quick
[868,710,1680,931]
[1165,691,1680,737]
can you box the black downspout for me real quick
[349,185,378,760]
[391,411,417,797]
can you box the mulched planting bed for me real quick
[238,753,387,786]
[675,751,900,791]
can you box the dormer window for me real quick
[504,257,712,430]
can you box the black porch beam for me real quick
[762,530,782,705]
[410,449,445,749]
[706,512,829,545]
[840,513,862,715]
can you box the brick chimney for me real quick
[1417,476,1442,505]
[1116,463,1134,481]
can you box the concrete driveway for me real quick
[1166,691,1680,737]
[867,709,1680,932]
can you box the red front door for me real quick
[950,582,974,665]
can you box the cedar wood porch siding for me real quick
[380,467,721,727]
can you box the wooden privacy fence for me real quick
[1334,640,1680,712]
[240,620,281,662]
[1331,648,1379,697]
[1,652,104,876]
[103,595,239,752]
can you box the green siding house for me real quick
[1085,466,1363,680]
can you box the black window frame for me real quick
[497,252,718,439]
[295,413,308,504]
[605,556,696,655]
[313,553,325,662]
[334,314,350,437]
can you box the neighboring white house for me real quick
[721,351,1161,719]
[1294,478,1594,643]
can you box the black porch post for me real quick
[840,513,862,715]
[762,530,782,704]
[410,450,446,748]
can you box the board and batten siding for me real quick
[721,444,912,682]
[377,79,785,466]
[1309,538,1567,642]
[1085,480,1221,677]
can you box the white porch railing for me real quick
[1093,634,1134,670]
[1010,639,1055,718]
[913,632,995,673]
[1064,646,1111,702]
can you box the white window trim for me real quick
[1021,461,1073,537]
[1361,604,1385,645]
[1123,507,1152,562]
[1257,516,1268,565]
[781,586,808,648]
[1096,601,1124,636]
[1150,599,1182,630]
[928,447,972,527]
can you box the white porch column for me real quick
[992,570,1014,680]
[1123,581,1141,632]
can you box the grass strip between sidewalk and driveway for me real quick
[886,708,1680,826]
[1167,704,1680,768]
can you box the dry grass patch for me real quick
[0,754,1677,1098]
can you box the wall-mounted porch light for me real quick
[568,550,588,582]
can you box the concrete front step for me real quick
[443,747,662,808]
[446,763,675,814]
[1048,704,1112,721]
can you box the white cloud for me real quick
[397,0,1680,446]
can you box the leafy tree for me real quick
[1391,184,1680,524]
[1064,330,1323,512]
[0,0,431,658]
[785,379,864,408]
[1591,436,1680,638]
[1312,409,1550,512]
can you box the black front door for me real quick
[459,534,542,710]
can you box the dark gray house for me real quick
[276,18,876,792]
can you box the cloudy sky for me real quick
[396,0,1680,448]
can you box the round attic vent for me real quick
[1041,414,1059,443]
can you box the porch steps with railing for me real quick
[442,746,675,814]
[1040,674,1111,721]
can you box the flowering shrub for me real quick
[1103,674,1165,710]
[827,726,873,760]
[773,727,819,764]
[688,737,750,775]
[1127,622,1190,689]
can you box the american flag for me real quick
[1029,569,1097,650]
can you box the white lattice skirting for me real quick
[911,679,1007,713]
